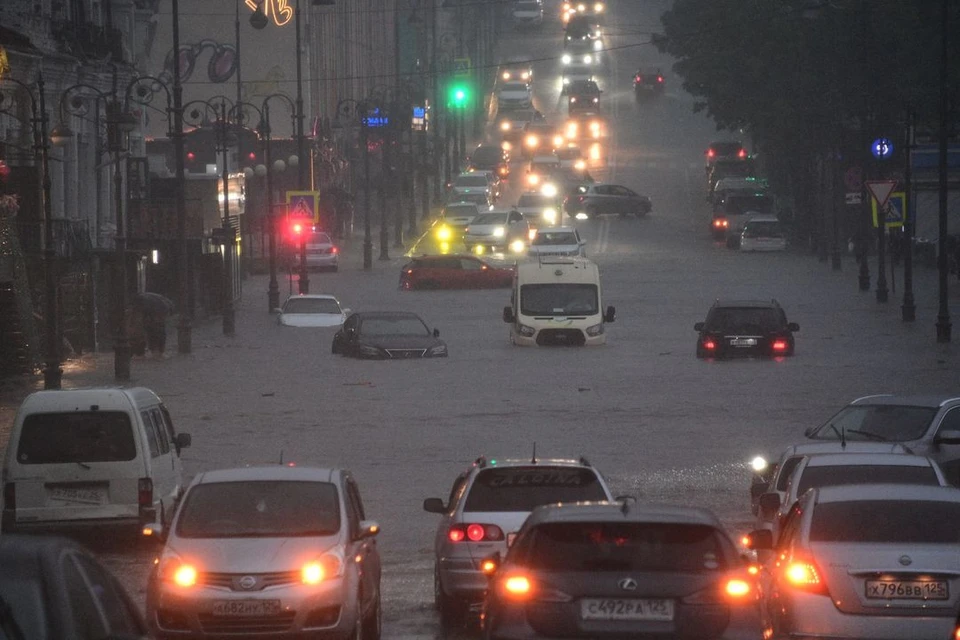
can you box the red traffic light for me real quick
[292,222,304,235]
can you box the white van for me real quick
[1,387,191,537]
[502,257,615,345]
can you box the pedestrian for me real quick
[133,292,174,359]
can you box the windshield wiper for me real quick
[0,594,27,640]
[846,429,887,442]
[75,461,92,470]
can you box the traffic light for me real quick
[448,82,471,109]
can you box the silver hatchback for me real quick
[145,466,381,639]
[423,457,613,625]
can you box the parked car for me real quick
[564,183,651,219]
[400,255,514,290]
[747,484,960,640]
[694,299,798,358]
[144,465,382,639]
[276,294,349,327]
[331,311,447,359]
[483,501,765,640]
[0,534,149,639]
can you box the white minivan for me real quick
[502,257,615,346]
[1,387,191,538]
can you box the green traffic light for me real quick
[449,83,470,108]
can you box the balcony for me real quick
[53,21,125,63]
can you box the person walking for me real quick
[133,292,174,359]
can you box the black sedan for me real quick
[695,299,798,359]
[331,311,448,359]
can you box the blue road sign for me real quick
[871,137,894,160]
[871,191,905,228]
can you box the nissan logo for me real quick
[899,555,913,567]
[238,575,257,590]
[618,577,638,591]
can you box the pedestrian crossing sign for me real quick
[871,191,906,229]
[286,190,320,223]
[453,57,471,77]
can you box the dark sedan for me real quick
[400,255,514,290]
[695,299,798,359]
[331,311,448,359]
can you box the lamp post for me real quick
[335,99,374,269]
[259,93,297,311]
[901,110,916,322]
[935,0,952,343]
[0,75,61,388]
[171,0,192,353]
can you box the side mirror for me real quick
[694,322,705,332]
[604,305,616,323]
[787,322,800,332]
[503,306,515,323]
[342,308,352,315]
[357,519,380,540]
[423,497,446,514]
[481,551,502,579]
[934,429,960,446]
[758,492,781,515]
[743,529,773,550]
[142,522,166,543]
[175,433,191,453]
[433,328,440,338]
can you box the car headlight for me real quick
[561,54,572,65]
[543,208,558,223]
[583,54,593,64]
[751,456,768,472]
[501,140,512,151]
[518,324,536,337]
[502,71,510,80]
[359,345,382,356]
[511,239,526,253]
[541,183,558,197]
[553,135,565,147]
[493,227,506,237]
[158,554,198,588]
[585,323,604,336]
[574,159,587,170]
[593,39,603,51]
[563,77,570,85]
[500,121,510,131]
[436,225,452,241]
[429,344,447,356]
[521,71,530,80]
[525,134,538,148]
[575,212,589,220]
[302,550,345,585]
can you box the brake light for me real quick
[331,247,338,254]
[703,339,716,350]
[707,149,716,158]
[450,523,505,542]
[725,578,752,598]
[713,218,728,228]
[3,483,14,510]
[634,75,642,83]
[785,559,827,594]
[448,528,466,542]
[738,149,747,158]
[138,477,153,507]
[657,75,663,83]
[683,572,756,603]
[502,575,531,597]
[772,339,788,351]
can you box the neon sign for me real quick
[245,0,293,27]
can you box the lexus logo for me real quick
[899,555,913,567]
[618,577,638,591]
[238,575,257,590]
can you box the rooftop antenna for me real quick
[531,442,538,464]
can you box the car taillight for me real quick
[3,482,14,510]
[331,247,338,254]
[772,339,788,351]
[738,149,747,158]
[501,575,532,598]
[683,573,756,604]
[634,75,642,83]
[703,339,716,350]
[785,558,827,594]
[657,75,663,83]
[138,477,153,507]
[577,195,585,203]
[449,523,505,542]
[707,149,716,158]
[713,218,728,228]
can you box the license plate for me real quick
[580,598,674,621]
[865,580,949,600]
[212,600,282,616]
[730,338,757,347]
[49,487,103,505]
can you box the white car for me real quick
[511,0,543,27]
[528,227,586,258]
[498,108,538,142]
[516,191,561,226]
[463,210,531,253]
[276,294,350,327]
[450,172,495,202]
[740,215,787,252]
[561,63,594,91]
[296,231,339,271]
[497,81,533,110]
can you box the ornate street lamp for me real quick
[259,93,297,310]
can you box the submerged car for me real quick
[331,311,447,359]
[400,255,514,290]
[463,210,531,254]
[144,465,382,639]
[528,227,586,258]
[740,215,787,252]
[694,299,798,358]
[276,294,349,327]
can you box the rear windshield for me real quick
[463,467,607,512]
[471,148,502,164]
[518,194,555,208]
[796,465,939,496]
[455,174,488,187]
[176,481,340,538]
[811,501,960,543]
[706,307,782,333]
[533,232,578,246]
[724,195,774,216]
[282,297,340,314]
[517,522,728,572]
[16,412,136,464]
[306,232,332,245]
[743,221,783,238]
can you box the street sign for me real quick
[845,192,862,205]
[362,107,389,128]
[871,137,894,160]
[871,191,906,228]
[864,180,897,208]
[843,166,862,192]
[452,57,471,77]
[286,190,320,223]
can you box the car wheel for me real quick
[331,339,340,355]
[435,566,465,627]
[362,586,382,640]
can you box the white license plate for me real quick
[730,338,757,347]
[49,487,103,505]
[580,598,674,621]
[865,580,948,600]
[212,600,282,616]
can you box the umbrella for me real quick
[134,292,175,315]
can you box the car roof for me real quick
[469,456,594,471]
[284,294,337,302]
[536,226,577,233]
[744,215,780,223]
[19,386,162,413]
[712,299,781,309]
[849,394,960,408]
[351,310,424,320]
[526,501,724,528]
[781,442,910,459]
[812,484,960,504]
[802,452,933,468]
[194,465,339,484]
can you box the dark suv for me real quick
[567,80,601,114]
[468,143,510,180]
[694,299,799,359]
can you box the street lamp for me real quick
[258,93,296,310]
[0,74,61,388]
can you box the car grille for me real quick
[386,348,427,358]
[197,611,297,634]
[199,570,301,591]
[536,329,586,346]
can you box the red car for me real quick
[399,255,514,290]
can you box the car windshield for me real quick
[810,404,939,442]
[518,194,555,208]
[555,147,582,160]
[443,204,479,218]
[743,221,783,238]
[516,523,728,572]
[360,316,430,336]
[706,307,782,333]
[520,283,599,316]
[463,467,607,512]
[533,232,578,246]
[724,195,774,216]
[17,412,136,464]
[455,174,488,187]
[811,500,960,543]
[514,0,540,9]
[282,298,341,314]
[501,82,528,92]
[306,232,332,245]
[176,481,340,538]
[507,110,535,122]
[459,193,491,206]
[471,148,502,164]
[796,465,939,496]
[473,213,509,225]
